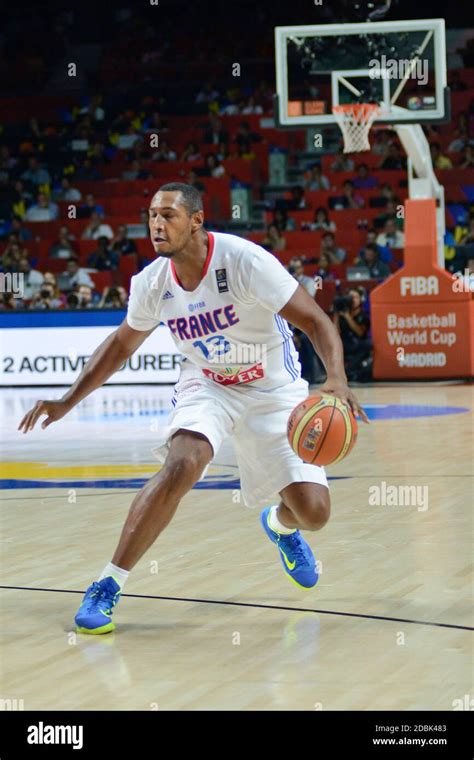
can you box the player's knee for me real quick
[161,453,208,491]
[301,491,331,531]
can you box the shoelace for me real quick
[88,582,118,610]
[280,532,310,564]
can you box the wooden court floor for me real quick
[1,383,472,710]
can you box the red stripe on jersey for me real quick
[171,231,215,288]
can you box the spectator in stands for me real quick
[80,193,105,218]
[25,192,59,221]
[122,158,151,180]
[234,121,262,152]
[204,115,229,145]
[60,258,94,290]
[332,287,372,382]
[449,71,467,92]
[372,129,392,156]
[181,142,202,162]
[448,112,470,152]
[17,257,44,299]
[82,211,114,240]
[87,236,119,270]
[370,182,396,208]
[379,142,406,170]
[376,218,405,248]
[79,94,105,122]
[288,257,316,296]
[241,96,263,115]
[356,244,391,280]
[272,208,296,232]
[21,156,51,187]
[305,206,336,233]
[29,282,63,310]
[332,180,364,210]
[126,138,147,164]
[314,252,338,280]
[261,223,286,253]
[459,218,474,245]
[53,177,82,202]
[75,157,103,181]
[202,153,225,178]
[0,292,25,311]
[430,142,453,170]
[0,145,17,172]
[287,259,321,384]
[353,163,378,190]
[76,284,96,308]
[49,226,78,259]
[98,286,128,309]
[357,229,393,264]
[195,82,220,105]
[216,141,229,162]
[330,148,354,172]
[187,170,206,194]
[305,164,330,191]
[7,217,32,242]
[459,145,474,169]
[220,90,241,116]
[287,185,307,210]
[320,231,346,264]
[1,241,23,272]
[142,111,169,133]
[42,271,66,306]
[152,140,177,162]
[111,224,137,255]
[375,199,404,230]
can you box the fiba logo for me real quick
[400,276,439,296]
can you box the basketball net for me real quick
[332,103,381,153]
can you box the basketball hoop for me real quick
[332,103,381,153]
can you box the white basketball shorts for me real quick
[151,366,329,508]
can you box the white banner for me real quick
[0,325,181,386]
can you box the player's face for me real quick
[148,191,201,256]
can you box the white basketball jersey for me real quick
[126,231,302,390]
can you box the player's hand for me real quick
[319,378,370,424]
[18,399,72,434]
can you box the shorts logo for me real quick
[202,363,265,385]
[215,268,229,293]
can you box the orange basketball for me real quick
[287,393,358,466]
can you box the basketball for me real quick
[287,393,358,466]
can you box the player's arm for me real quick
[18,319,155,433]
[279,285,369,423]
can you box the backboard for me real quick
[274,19,448,127]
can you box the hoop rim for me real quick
[332,103,381,116]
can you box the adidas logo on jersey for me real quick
[163,290,174,299]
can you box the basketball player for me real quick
[18,184,368,634]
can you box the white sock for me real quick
[98,562,129,590]
[268,505,296,535]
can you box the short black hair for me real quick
[157,183,204,215]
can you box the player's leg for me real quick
[111,429,213,570]
[74,429,213,634]
[275,481,331,531]
[260,482,329,590]
[234,379,330,590]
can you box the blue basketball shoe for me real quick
[75,576,121,634]
[260,506,318,589]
